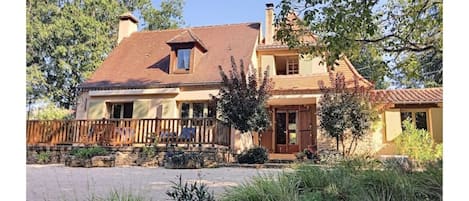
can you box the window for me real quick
[181,103,190,118]
[193,103,204,118]
[415,112,427,130]
[275,56,299,75]
[179,102,216,118]
[110,102,133,119]
[177,48,191,70]
[400,110,428,131]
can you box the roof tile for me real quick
[372,88,443,104]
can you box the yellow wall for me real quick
[299,55,327,75]
[260,55,275,76]
[82,94,177,119]
[80,87,219,120]
[87,100,106,119]
[384,109,402,142]
[430,108,443,143]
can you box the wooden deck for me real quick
[26,118,231,147]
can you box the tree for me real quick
[26,0,185,109]
[275,0,442,88]
[317,72,379,155]
[212,56,272,134]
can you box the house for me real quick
[76,4,442,155]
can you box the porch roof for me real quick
[373,87,443,104]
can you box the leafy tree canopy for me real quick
[318,73,381,155]
[26,0,184,109]
[213,57,272,133]
[275,0,442,88]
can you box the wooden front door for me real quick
[298,106,315,151]
[275,110,299,153]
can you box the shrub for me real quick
[237,146,269,164]
[141,146,157,158]
[70,146,108,159]
[395,120,442,163]
[166,175,215,201]
[37,151,51,163]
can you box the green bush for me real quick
[166,175,215,201]
[141,146,157,158]
[70,146,108,159]
[237,146,269,164]
[395,120,442,162]
[37,151,51,163]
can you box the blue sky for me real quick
[152,0,282,31]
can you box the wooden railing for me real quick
[26,118,231,147]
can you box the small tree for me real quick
[318,72,381,155]
[213,56,272,135]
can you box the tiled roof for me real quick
[373,88,443,104]
[80,23,260,89]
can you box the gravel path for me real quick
[27,164,287,201]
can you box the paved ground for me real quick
[27,164,287,201]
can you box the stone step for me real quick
[268,159,295,164]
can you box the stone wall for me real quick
[27,145,233,167]
[316,124,385,156]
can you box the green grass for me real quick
[220,159,442,201]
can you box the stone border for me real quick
[27,145,233,168]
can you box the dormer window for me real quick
[177,48,191,70]
[167,29,208,74]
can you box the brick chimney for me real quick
[264,3,275,45]
[118,12,138,44]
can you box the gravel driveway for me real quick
[27,164,287,201]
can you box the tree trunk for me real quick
[336,136,339,151]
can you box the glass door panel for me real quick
[275,112,286,145]
[288,111,297,145]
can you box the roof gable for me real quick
[166,29,208,52]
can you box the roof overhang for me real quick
[88,88,180,97]
[267,94,320,105]
[175,89,219,101]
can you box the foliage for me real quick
[29,99,73,120]
[237,146,269,164]
[37,151,51,163]
[317,72,380,155]
[141,146,157,158]
[220,173,301,201]
[70,146,109,159]
[348,45,390,89]
[166,175,215,201]
[220,159,442,201]
[275,0,442,88]
[213,56,273,133]
[87,189,146,201]
[26,0,185,109]
[395,120,443,162]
